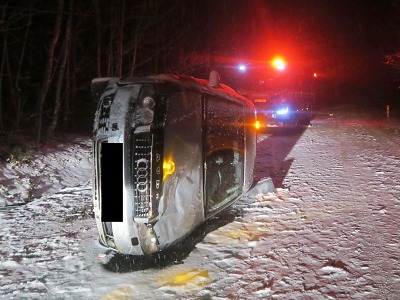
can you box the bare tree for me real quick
[47,0,73,138]
[36,0,64,144]
[13,2,32,130]
[0,6,7,132]
[117,0,125,77]
[94,0,102,77]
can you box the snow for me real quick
[1,105,400,299]
[0,137,92,206]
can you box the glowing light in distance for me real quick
[238,64,247,72]
[272,58,286,71]
[255,120,261,130]
[276,107,289,115]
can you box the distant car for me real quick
[254,92,314,128]
[91,71,257,256]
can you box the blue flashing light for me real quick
[238,64,247,72]
[276,107,289,115]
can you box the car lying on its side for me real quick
[91,71,257,256]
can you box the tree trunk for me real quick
[94,0,102,77]
[0,19,7,132]
[117,0,125,76]
[14,3,32,130]
[62,54,70,137]
[107,4,115,76]
[129,36,138,77]
[36,0,64,144]
[4,25,17,128]
[47,0,72,138]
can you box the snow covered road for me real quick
[1,106,400,299]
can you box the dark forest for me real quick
[0,0,399,143]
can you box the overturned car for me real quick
[91,71,257,256]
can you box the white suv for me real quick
[91,72,257,256]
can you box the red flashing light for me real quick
[272,58,286,71]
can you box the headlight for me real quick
[135,85,156,125]
[276,107,289,115]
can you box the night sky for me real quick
[0,0,399,137]
[205,0,400,103]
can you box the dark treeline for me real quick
[0,0,265,142]
[0,0,399,143]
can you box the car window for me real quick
[204,96,245,213]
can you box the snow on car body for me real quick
[91,72,257,256]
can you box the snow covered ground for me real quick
[1,105,400,299]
